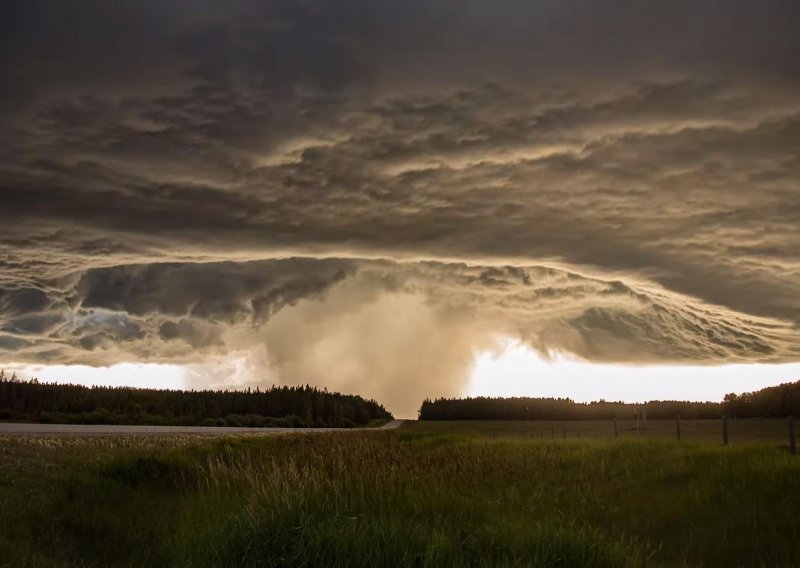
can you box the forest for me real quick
[0,370,391,427]
[418,380,800,420]
[722,380,800,418]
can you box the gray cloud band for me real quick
[1,259,796,364]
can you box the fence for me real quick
[475,417,797,453]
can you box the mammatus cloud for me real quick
[1,1,799,413]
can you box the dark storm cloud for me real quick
[1,259,795,366]
[1,1,799,402]
[0,287,50,315]
[0,259,355,364]
[74,259,354,321]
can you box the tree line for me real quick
[419,380,800,420]
[0,370,392,427]
[723,381,800,418]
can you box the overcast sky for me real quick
[1,1,799,415]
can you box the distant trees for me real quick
[723,381,800,418]
[419,380,800,421]
[418,397,721,421]
[0,370,392,427]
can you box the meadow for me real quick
[406,418,796,445]
[1,421,799,567]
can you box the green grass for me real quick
[407,418,796,445]
[1,423,799,567]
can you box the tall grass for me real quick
[1,430,799,567]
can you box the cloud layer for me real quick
[1,1,799,412]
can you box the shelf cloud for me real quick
[1,1,799,412]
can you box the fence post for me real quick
[636,413,640,436]
[789,416,796,456]
[562,429,566,439]
[613,417,618,439]
[722,415,729,446]
[676,414,681,441]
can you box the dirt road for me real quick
[0,419,405,437]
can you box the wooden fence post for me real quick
[562,429,566,439]
[676,414,681,441]
[613,417,618,439]
[789,416,796,456]
[643,410,647,436]
[722,415,729,446]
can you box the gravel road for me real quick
[0,419,404,437]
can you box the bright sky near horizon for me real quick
[8,341,800,413]
[465,342,800,403]
[6,363,187,391]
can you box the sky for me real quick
[1,1,799,416]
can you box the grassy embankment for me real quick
[1,421,799,567]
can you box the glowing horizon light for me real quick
[466,341,800,403]
[5,343,800,407]
[4,363,187,391]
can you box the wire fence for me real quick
[422,417,797,452]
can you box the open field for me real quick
[407,418,796,446]
[2,422,799,567]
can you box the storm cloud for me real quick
[1,1,799,413]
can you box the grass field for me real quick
[1,421,799,567]
[407,418,797,445]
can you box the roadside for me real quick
[0,419,405,437]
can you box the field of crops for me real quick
[1,421,799,567]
